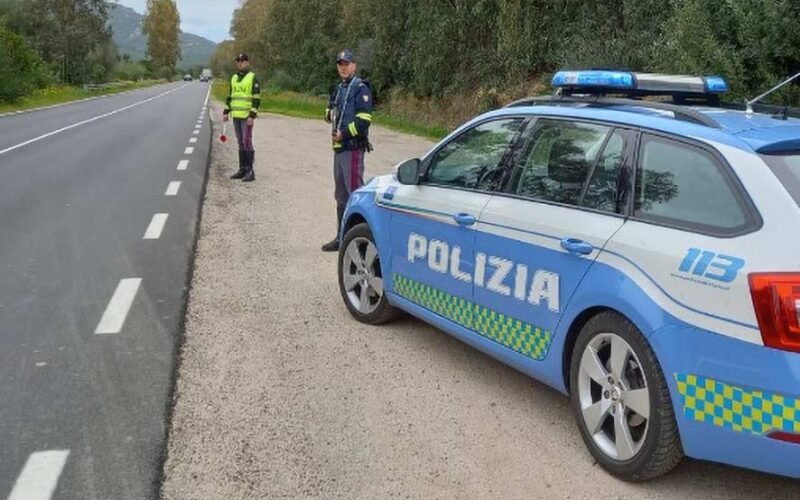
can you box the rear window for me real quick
[761,154,800,207]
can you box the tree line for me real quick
[0,0,182,103]
[216,0,800,125]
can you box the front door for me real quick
[382,117,528,328]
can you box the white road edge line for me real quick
[95,278,142,335]
[184,147,194,154]
[0,84,189,157]
[144,213,168,239]
[203,85,211,108]
[8,450,70,500]
[177,159,189,171]
[189,137,198,143]
[165,181,181,196]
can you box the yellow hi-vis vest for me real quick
[229,72,257,119]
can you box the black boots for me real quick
[230,151,246,179]
[321,204,345,252]
[242,151,255,182]
[232,151,255,182]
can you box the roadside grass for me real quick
[0,80,167,115]
[211,80,448,140]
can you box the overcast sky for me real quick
[116,0,237,43]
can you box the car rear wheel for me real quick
[338,223,398,325]
[570,311,683,481]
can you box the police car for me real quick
[335,70,800,480]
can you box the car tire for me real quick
[338,223,399,325]
[569,311,683,481]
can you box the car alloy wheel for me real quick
[577,332,650,461]
[341,236,384,315]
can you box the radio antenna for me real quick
[746,72,800,115]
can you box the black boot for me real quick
[321,204,345,252]
[231,151,246,179]
[242,151,255,182]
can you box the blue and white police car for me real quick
[335,70,800,480]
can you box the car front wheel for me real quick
[338,223,398,325]
[570,311,683,481]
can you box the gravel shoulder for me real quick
[161,104,798,500]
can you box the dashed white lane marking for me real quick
[95,278,142,335]
[8,450,70,500]
[192,130,199,135]
[189,137,198,143]
[143,213,168,239]
[165,181,181,196]
[177,160,189,171]
[184,147,194,154]
[0,85,188,157]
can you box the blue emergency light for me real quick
[552,70,729,97]
[551,70,635,90]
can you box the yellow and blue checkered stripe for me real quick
[393,274,552,361]
[676,373,800,436]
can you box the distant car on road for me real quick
[183,74,193,82]
[337,70,800,481]
[199,75,210,83]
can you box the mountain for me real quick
[109,3,217,68]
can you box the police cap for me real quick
[336,49,356,64]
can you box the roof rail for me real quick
[505,95,723,129]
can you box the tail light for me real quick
[749,273,800,353]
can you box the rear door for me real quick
[473,118,635,360]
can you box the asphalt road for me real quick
[0,82,211,499]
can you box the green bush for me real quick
[0,26,52,103]
[223,0,800,123]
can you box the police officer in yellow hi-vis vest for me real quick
[223,53,261,182]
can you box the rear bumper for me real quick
[650,325,800,479]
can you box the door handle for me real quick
[560,238,594,255]
[453,213,476,226]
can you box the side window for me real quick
[634,135,748,232]
[515,119,612,207]
[582,131,627,212]
[426,118,524,190]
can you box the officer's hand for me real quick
[332,130,343,142]
[222,114,229,123]
[246,117,254,127]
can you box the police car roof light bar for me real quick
[505,95,723,129]
[551,70,729,101]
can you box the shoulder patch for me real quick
[363,95,369,102]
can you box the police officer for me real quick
[321,48,373,252]
[223,53,261,182]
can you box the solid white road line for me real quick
[177,159,189,171]
[165,181,181,196]
[203,85,211,108]
[0,84,189,157]
[184,147,194,154]
[143,213,168,239]
[8,450,70,500]
[189,137,198,143]
[95,278,142,335]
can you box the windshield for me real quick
[761,154,800,207]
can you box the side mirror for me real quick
[397,158,421,185]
